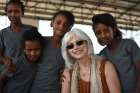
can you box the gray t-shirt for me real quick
[100,39,140,93]
[0,24,36,59]
[30,37,64,93]
[3,55,38,93]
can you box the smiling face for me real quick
[24,40,42,63]
[66,34,88,60]
[6,3,23,24]
[52,15,71,38]
[94,23,114,46]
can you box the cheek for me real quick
[67,50,76,58]
[110,30,114,39]
[35,51,41,58]
[67,50,72,56]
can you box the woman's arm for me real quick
[105,61,121,93]
[61,69,71,93]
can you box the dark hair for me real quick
[22,28,44,48]
[5,0,25,14]
[52,10,75,28]
[92,13,122,39]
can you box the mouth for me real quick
[99,39,108,45]
[73,49,83,54]
[9,17,18,21]
[54,31,64,36]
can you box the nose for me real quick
[100,32,106,38]
[73,44,80,50]
[10,11,16,17]
[59,23,66,31]
[30,50,36,56]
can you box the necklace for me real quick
[78,64,92,93]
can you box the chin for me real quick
[99,41,107,46]
[29,59,38,63]
[74,55,85,60]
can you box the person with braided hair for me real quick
[92,13,140,93]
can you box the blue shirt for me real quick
[100,39,140,93]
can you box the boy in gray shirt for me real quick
[3,29,44,93]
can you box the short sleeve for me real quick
[0,30,5,53]
[129,39,140,63]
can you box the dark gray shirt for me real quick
[3,55,38,93]
[30,37,64,93]
[100,39,140,93]
[0,24,36,59]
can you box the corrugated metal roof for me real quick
[0,0,140,31]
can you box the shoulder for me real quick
[122,39,136,45]
[104,61,115,69]
[22,24,36,27]
[99,47,107,55]
[122,39,139,51]
[0,26,10,33]
[22,24,37,30]
[98,59,115,72]
[101,60,117,77]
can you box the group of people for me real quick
[0,0,140,93]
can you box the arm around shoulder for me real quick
[105,61,121,93]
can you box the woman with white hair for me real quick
[61,28,121,93]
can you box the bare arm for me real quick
[61,69,71,93]
[105,61,121,93]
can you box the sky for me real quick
[0,16,140,54]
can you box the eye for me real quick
[66,44,74,50]
[76,40,84,46]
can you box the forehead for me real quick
[95,23,109,28]
[66,34,82,44]
[7,3,22,10]
[25,40,41,47]
[7,3,21,8]
[94,23,112,32]
[54,15,68,22]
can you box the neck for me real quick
[77,55,92,82]
[107,39,121,53]
[10,23,22,32]
[51,36,62,48]
[77,55,91,68]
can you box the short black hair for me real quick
[22,28,44,48]
[5,0,25,14]
[52,10,75,28]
